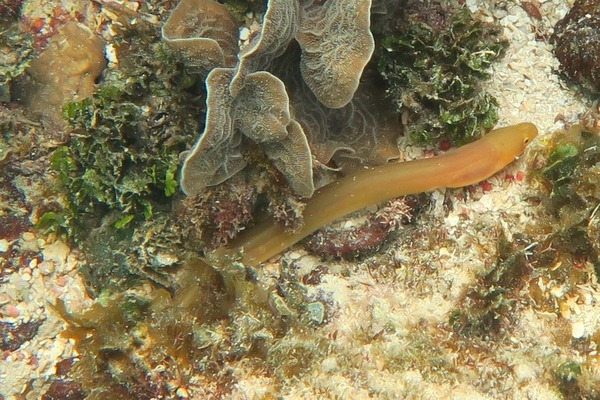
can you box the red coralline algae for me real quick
[0,215,30,242]
[0,319,43,352]
[21,4,87,50]
[178,179,258,249]
[304,196,419,260]
[42,358,87,400]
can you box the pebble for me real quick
[124,1,139,12]
[154,252,179,267]
[493,9,507,19]
[22,232,35,242]
[512,362,537,382]
[571,321,585,338]
[240,27,250,41]
[106,43,119,65]
[38,261,55,276]
[0,293,10,305]
[4,304,21,318]
[42,241,70,264]
[55,276,68,287]
[0,239,9,252]
[438,247,451,258]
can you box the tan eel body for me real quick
[212,123,538,267]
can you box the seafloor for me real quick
[1,0,600,399]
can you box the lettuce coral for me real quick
[166,0,383,198]
[180,67,315,197]
[162,0,240,72]
[296,0,374,108]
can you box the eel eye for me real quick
[523,137,530,145]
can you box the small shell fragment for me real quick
[571,321,585,338]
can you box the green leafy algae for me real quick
[51,23,199,240]
[532,126,600,281]
[376,6,507,144]
[557,360,582,383]
[450,231,528,337]
[541,142,580,193]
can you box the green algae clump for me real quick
[531,125,600,281]
[450,231,529,337]
[50,24,199,240]
[376,5,507,145]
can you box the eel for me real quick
[212,122,538,267]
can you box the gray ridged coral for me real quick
[179,67,314,197]
[161,0,239,71]
[297,0,374,109]
[165,0,386,198]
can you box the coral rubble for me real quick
[0,319,44,351]
[178,175,258,249]
[305,196,420,260]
